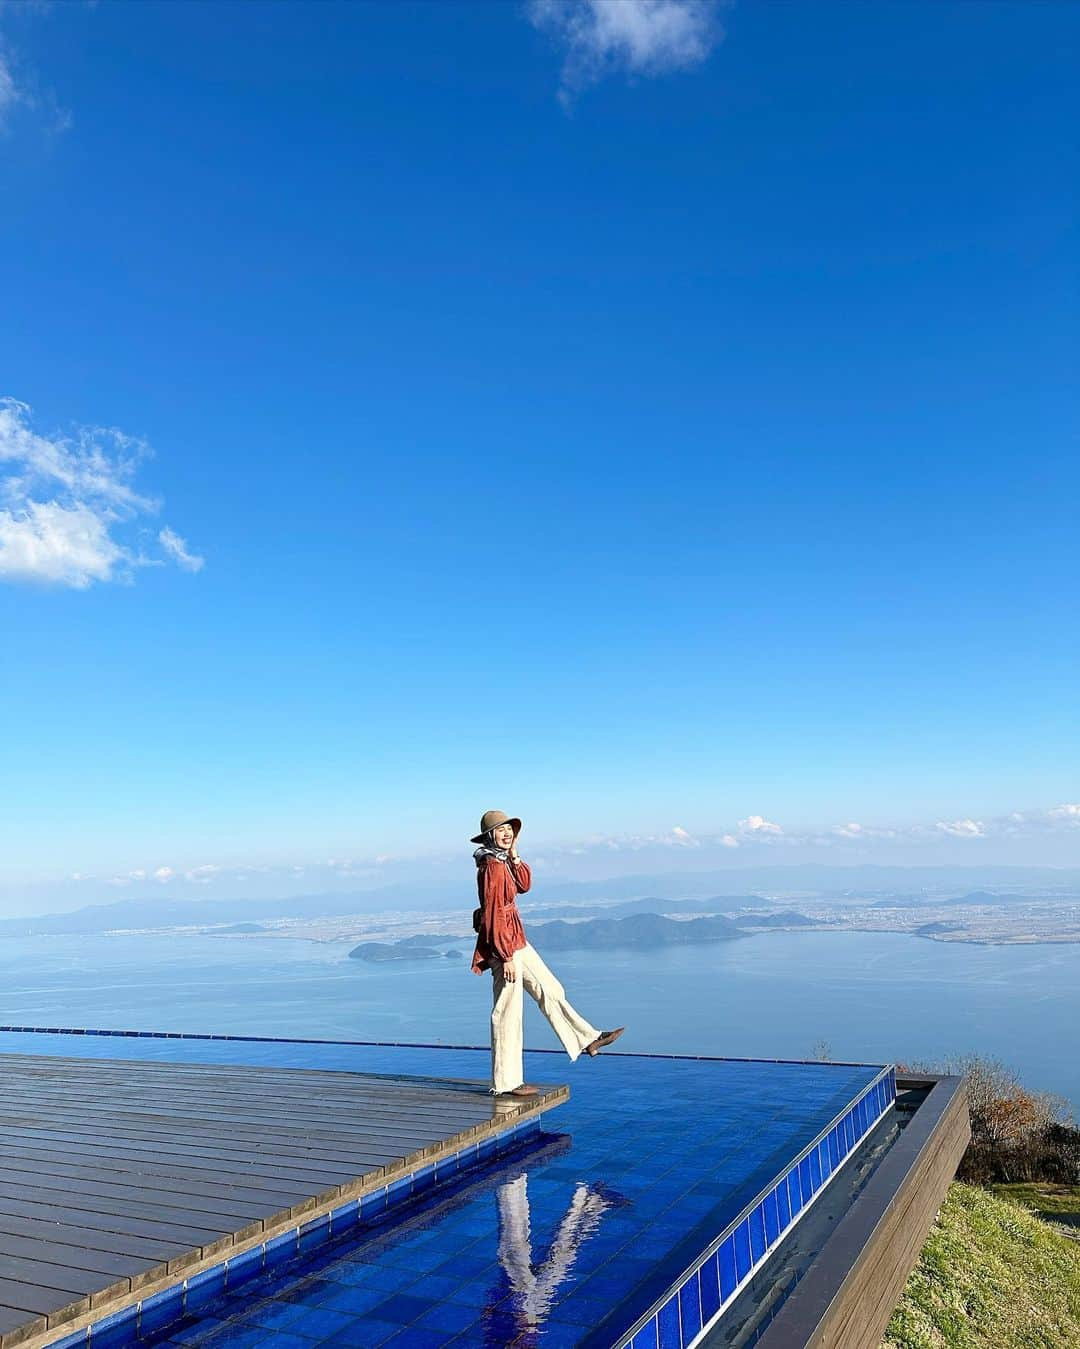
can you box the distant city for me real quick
[4,881,1079,951]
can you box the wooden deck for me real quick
[0,1052,567,1346]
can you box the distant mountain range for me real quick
[4,865,1076,936]
[0,891,451,937]
[941,891,1030,907]
[530,912,744,951]
[523,895,772,920]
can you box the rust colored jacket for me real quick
[471,856,531,974]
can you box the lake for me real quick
[1,928,1077,1112]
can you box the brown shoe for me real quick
[498,1083,540,1098]
[585,1027,626,1057]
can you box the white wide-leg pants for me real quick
[490,942,600,1094]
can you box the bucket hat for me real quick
[471,810,522,845]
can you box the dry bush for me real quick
[899,1053,1080,1184]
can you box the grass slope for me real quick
[883,1183,1080,1348]
[990,1184,1080,1236]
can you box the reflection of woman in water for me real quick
[496,1173,615,1336]
[470,810,625,1099]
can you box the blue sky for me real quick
[2,1,1078,912]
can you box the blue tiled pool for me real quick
[0,1032,894,1349]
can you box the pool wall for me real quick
[617,1066,897,1349]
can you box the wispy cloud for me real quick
[0,399,202,588]
[528,0,724,106]
[0,6,69,135]
[936,818,985,839]
[738,814,783,837]
[159,526,205,574]
[0,43,21,125]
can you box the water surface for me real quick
[0,928,1075,1109]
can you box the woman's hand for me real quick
[502,960,516,983]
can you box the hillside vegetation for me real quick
[883,1183,1080,1348]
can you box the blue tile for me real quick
[362,1188,388,1218]
[630,1317,659,1349]
[788,1166,804,1216]
[378,1329,449,1349]
[367,1293,436,1326]
[679,1274,702,1342]
[749,1203,767,1262]
[798,1155,813,1201]
[226,1246,264,1287]
[330,1200,360,1235]
[657,1293,681,1349]
[723,1224,745,1296]
[232,1336,310,1349]
[242,1300,311,1332]
[763,1188,780,1246]
[412,1165,435,1194]
[733,1218,752,1281]
[776,1178,791,1230]
[264,1231,299,1271]
[314,1319,400,1347]
[315,1283,395,1317]
[699,1250,721,1320]
[87,1308,139,1349]
[286,1307,358,1339]
[299,1214,331,1254]
[411,1299,484,1336]
[45,1330,89,1349]
[186,1265,227,1313]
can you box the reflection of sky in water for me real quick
[0,1032,881,1347]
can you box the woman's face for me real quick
[492,822,515,850]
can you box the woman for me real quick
[470,809,624,1098]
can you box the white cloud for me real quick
[1048,803,1080,822]
[670,825,699,846]
[153,866,175,882]
[718,833,740,848]
[935,819,985,838]
[0,399,202,588]
[528,0,723,104]
[0,499,128,588]
[0,46,20,124]
[185,864,220,884]
[738,814,783,836]
[159,526,205,573]
[832,822,864,839]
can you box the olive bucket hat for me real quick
[471,809,522,845]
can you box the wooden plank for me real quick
[0,1156,303,1209]
[0,1214,193,1265]
[0,1051,566,1348]
[0,1196,227,1246]
[0,1235,156,1282]
[0,1124,395,1177]
[0,1176,279,1227]
[0,1134,361,1189]
[0,1088,497,1133]
[0,1258,106,1299]
[0,1277,86,1317]
[0,1142,348,1194]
